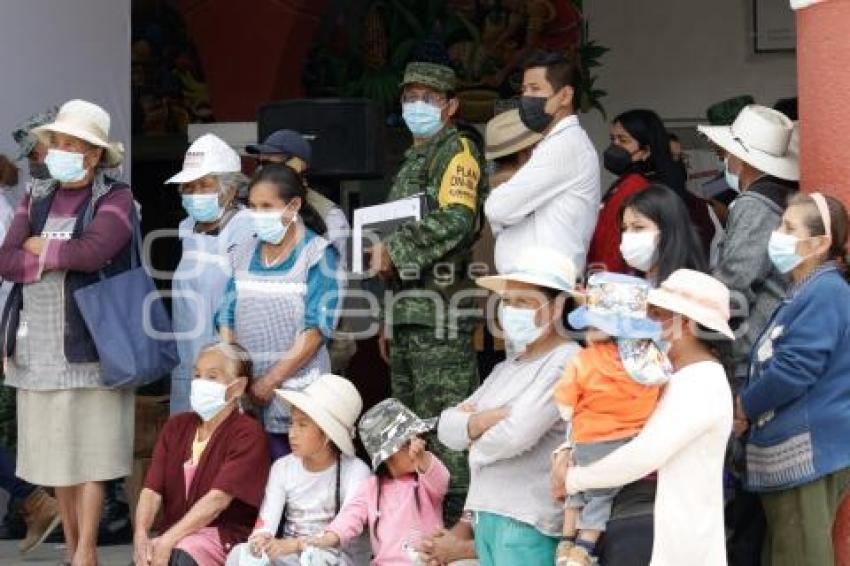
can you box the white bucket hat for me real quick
[647,269,735,340]
[477,246,577,295]
[697,104,799,181]
[276,374,363,456]
[31,99,124,168]
[165,133,242,184]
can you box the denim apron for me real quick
[170,209,254,413]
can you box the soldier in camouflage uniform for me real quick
[369,62,486,524]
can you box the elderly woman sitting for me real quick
[165,134,254,414]
[433,247,582,565]
[134,342,270,566]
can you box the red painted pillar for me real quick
[176,0,330,121]
[798,3,850,562]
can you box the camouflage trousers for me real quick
[389,325,478,525]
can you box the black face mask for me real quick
[519,95,554,133]
[603,144,637,177]
[29,162,51,181]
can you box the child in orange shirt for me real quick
[554,273,672,566]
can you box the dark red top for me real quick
[586,173,650,274]
[144,411,270,550]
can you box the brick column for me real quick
[798,3,850,562]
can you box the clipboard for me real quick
[351,194,428,274]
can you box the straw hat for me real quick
[647,270,735,340]
[477,246,577,295]
[276,374,363,456]
[485,109,544,160]
[166,133,242,184]
[697,104,798,181]
[31,100,124,167]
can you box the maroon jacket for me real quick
[144,411,270,551]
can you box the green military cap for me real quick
[706,95,755,126]
[400,61,457,93]
[11,106,58,161]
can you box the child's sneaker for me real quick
[564,545,599,566]
[555,540,574,565]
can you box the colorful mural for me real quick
[304,0,608,122]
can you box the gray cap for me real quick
[11,107,58,161]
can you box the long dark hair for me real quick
[249,163,327,236]
[614,109,686,192]
[619,184,708,283]
[371,451,422,542]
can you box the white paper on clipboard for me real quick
[352,194,426,274]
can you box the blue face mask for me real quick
[181,193,223,223]
[402,101,445,139]
[45,149,87,183]
[768,230,804,274]
[499,303,548,356]
[252,205,296,245]
[724,157,740,193]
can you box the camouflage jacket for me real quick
[383,126,487,331]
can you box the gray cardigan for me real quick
[713,177,795,379]
[438,342,580,536]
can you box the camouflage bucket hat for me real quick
[11,106,58,161]
[358,398,437,471]
[400,62,457,93]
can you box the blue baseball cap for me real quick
[246,129,312,165]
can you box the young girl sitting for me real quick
[308,398,450,565]
[226,374,371,566]
[554,273,669,566]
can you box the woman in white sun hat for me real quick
[697,104,799,387]
[563,269,734,566]
[226,373,371,566]
[435,246,582,565]
[0,99,133,566]
[165,133,254,415]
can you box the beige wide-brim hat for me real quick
[697,104,798,181]
[485,109,544,160]
[647,269,735,340]
[477,246,578,296]
[32,99,124,168]
[276,374,363,456]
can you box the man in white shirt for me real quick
[485,52,600,274]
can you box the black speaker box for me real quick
[258,98,384,180]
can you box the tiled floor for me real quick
[0,541,132,565]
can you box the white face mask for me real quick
[498,302,550,356]
[620,231,660,272]
[190,378,236,422]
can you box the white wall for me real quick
[579,0,798,154]
[0,0,131,179]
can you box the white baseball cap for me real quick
[165,133,242,184]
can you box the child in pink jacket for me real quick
[308,398,449,565]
